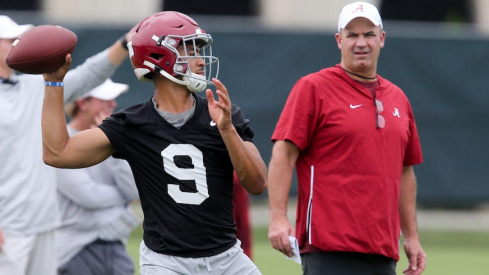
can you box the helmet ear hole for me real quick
[150,54,165,60]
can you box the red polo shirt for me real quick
[271,65,422,261]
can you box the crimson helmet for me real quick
[128,12,219,92]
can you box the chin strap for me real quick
[159,68,208,93]
[183,73,208,93]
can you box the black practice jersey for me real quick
[98,94,254,257]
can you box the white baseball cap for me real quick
[65,79,129,117]
[337,2,383,32]
[80,79,129,101]
[0,15,33,39]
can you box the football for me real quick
[6,25,77,74]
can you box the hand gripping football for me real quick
[6,25,77,74]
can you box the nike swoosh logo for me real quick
[350,104,362,109]
[210,120,216,126]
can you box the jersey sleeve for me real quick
[231,104,254,142]
[98,110,133,160]
[271,76,319,151]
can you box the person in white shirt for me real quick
[0,15,131,275]
[56,79,140,275]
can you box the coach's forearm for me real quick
[268,141,299,220]
[108,38,129,66]
[399,166,420,239]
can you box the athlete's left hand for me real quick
[205,78,233,131]
[403,237,426,275]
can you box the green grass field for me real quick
[127,226,489,274]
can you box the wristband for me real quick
[119,35,129,50]
[44,81,64,87]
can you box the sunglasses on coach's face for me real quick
[373,92,385,129]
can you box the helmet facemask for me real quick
[156,33,219,93]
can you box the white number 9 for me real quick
[161,144,209,205]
